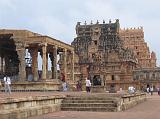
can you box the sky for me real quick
[0,0,160,66]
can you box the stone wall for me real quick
[0,95,65,119]
[117,93,146,111]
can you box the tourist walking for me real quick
[150,86,154,95]
[4,75,11,94]
[61,73,65,82]
[0,79,2,91]
[76,80,82,91]
[62,81,68,92]
[157,86,160,96]
[86,77,91,92]
[147,87,150,94]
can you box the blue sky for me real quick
[0,0,160,66]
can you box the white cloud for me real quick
[0,0,159,65]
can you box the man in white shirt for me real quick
[86,77,91,92]
[150,86,154,95]
[4,75,11,94]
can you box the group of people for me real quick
[0,75,11,94]
[128,86,136,94]
[157,87,160,95]
[146,86,160,96]
[61,75,92,92]
[146,86,154,95]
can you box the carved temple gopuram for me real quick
[0,19,159,92]
[0,29,74,91]
[72,20,160,91]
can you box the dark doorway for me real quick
[92,75,101,86]
[109,84,116,93]
[112,75,115,80]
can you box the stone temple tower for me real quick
[119,27,157,68]
[72,19,138,91]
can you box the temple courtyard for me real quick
[29,93,160,119]
[0,91,159,119]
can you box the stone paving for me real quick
[0,92,159,119]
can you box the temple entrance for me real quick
[0,34,19,77]
[109,84,116,93]
[92,75,101,86]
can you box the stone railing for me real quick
[117,93,146,111]
[0,95,65,119]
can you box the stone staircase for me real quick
[61,95,119,112]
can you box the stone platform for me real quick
[28,94,160,119]
[61,92,146,112]
[0,92,65,119]
[9,80,62,91]
[0,92,146,119]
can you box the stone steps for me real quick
[61,96,118,112]
[63,100,114,103]
[61,107,117,112]
[67,95,116,100]
[61,103,116,107]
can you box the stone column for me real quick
[71,51,75,80]
[1,57,4,73]
[42,43,47,80]
[17,48,26,81]
[2,57,5,73]
[30,48,38,81]
[0,57,1,72]
[64,49,67,80]
[46,53,48,79]
[54,46,58,79]
[51,45,57,79]
[50,53,54,79]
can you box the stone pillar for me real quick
[54,46,58,79]
[0,57,1,72]
[64,49,67,80]
[71,51,75,80]
[30,48,38,81]
[42,43,47,80]
[1,57,4,73]
[17,48,26,81]
[2,57,5,73]
[51,46,57,79]
[46,53,48,79]
[49,52,53,79]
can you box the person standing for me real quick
[86,77,91,92]
[147,87,150,94]
[76,80,82,91]
[0,79,2,91]
[62,81,68,92]
[61,73,65,82]
[157,86,160,96]
[4,75,11,94]
[150,86,154,95]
